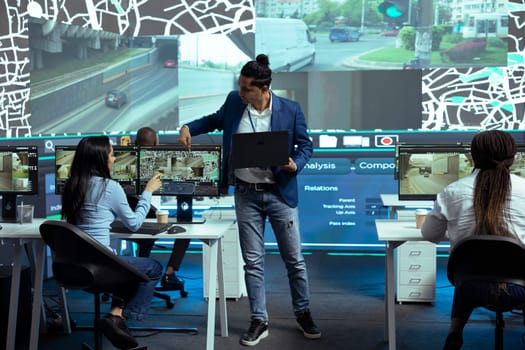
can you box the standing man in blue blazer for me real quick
[178,54,320,346]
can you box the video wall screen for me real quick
[22,0,520,137]
[28,33,424,134]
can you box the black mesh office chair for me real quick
[447,235,525,350]
[39,220,150,350]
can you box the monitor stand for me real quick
[1,193,18,223]
[173,195,205,224]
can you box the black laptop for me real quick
[231,131,289,169]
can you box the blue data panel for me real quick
[264,150,397,251]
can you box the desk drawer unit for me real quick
[396,241,436,303]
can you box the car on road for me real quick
[380,30,399,37]
[403,58,422,70]
[329,26,361,42]
[163,59,177,68]
[104,90,127,109]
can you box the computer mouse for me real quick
[168,225,186,234]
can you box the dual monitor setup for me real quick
[396,143,525,200]
[55,144,222,224]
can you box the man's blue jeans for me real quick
[235,183,310,321]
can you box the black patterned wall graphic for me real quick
[1,1,31,137]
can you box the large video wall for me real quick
[1,0,524,250]
[2,0,524,136]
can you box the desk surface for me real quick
[111,219,232,240]
[0,218,232,240]
[0,219,46,239]
[375,219,425,241]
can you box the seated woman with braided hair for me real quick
[421,130,525,350]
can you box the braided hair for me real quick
[471,130,517,236]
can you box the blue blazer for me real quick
[186,91,313,208]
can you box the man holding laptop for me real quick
[178,54,320,346]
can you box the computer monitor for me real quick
[511,146,525,178]
[396,143,474,200]
[396,143,525,201]
[0,145,38,222]
[54,146,75,195]
[55,145,139,195]
[137,144,221,223]
[109,146,140,195]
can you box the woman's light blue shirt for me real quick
[76,176,152,247]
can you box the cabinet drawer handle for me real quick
[409,264,421,270]
[409,278,421,284]
[409,251,422,256]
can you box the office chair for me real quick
[39,220,150,350]
[447,235,525,350]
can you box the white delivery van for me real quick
[255,17,316,72]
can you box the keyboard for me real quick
[110,221,175,235]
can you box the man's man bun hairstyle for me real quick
[255,54,270,67]
[240,53,272,88]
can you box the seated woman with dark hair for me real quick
[61,135,163,349]
[421,130,525,350]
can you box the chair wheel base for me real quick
[153,291,175,308]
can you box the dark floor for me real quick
[15,248,525,349]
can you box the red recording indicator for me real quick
[375,135,398,147]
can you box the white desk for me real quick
[1,218,233,350]
[375,219,427,350]
[380,194,433,219]
[113,219,233,350]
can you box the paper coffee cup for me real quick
[415,209,428,229]
[156,210,169,223]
